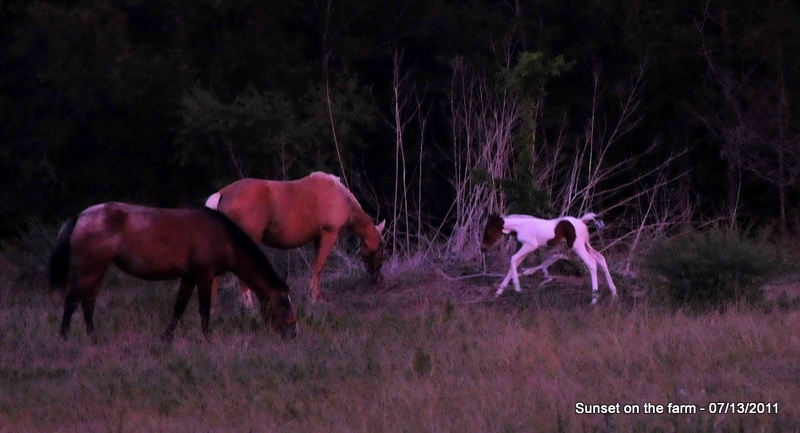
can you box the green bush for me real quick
[644,224,786,309]
[0,217,61,287]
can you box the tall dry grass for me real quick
[1,255,798,433]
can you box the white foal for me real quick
[480,213,617,304]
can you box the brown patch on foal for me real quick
[547,220,577,248]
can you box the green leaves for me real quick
[645,225,787,309]
[499,52,574,101]
[177,72,375,183]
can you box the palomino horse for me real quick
[481,213,617,304]
[206,172,385,304]
[49,202,298,342]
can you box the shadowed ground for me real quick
[1,253,798,433]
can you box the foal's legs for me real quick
[497,243,538,296]
[162,276,196,342]
[586,244,617,298]
[572,242,601,304]
[521,253,569,284]
[310,231,339,302]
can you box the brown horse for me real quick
[49,202,298,342]
[205,172,385,303]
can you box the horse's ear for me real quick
[375,220,386,235]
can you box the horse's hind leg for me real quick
[162,277,196,342]
[240,282,255,309]
[59,290,80,340]
[60,271,104,342]
[587,244,617,298]
[573,243,600,304]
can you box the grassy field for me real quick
[1,254,798,433]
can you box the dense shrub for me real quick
[0,217,60,287]
[644,224,786,309]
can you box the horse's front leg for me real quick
[196,274,214,337]
[162,277,196,342]
[497,244,538,296]
[310,231,338,302]
[496,269,515,296]
[210,276,221,316]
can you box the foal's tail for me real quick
[48,216,78,290]
[579,212,606,229]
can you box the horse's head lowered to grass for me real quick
[207,172,387,303]
[49,202,298,342]
[360,219,385,284]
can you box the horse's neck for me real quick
[348,204,370,230]
[348,206,377,242]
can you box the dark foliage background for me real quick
[1,0,799,238]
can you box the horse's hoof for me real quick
[311,294,333,305]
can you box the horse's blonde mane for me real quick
[309,172,364,211]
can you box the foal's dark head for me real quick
[480,214,506,252]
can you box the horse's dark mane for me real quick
[200,207,287,291]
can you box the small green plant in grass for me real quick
[645,224,786,309]
[412,347,432,376]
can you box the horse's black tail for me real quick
[48,216,78,290]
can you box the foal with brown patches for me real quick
[481,213,617,304]
[49,203,298,342]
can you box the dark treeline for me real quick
[1,0,799,238]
